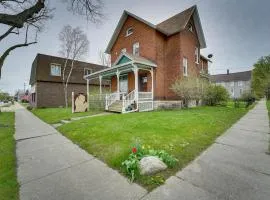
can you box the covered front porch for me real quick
[84,53,156,113]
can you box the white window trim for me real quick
[50,63,61,76]
[183,57,188,77]
[84,68,92,76]
[126,27,133,37]
[121,48,127,53]
[188,24,193,32]
[133,42,140,56]
[195,47,199,64]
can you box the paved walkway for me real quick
[143,100,270,200]
[15,101,270,200]
[15,104,147,200]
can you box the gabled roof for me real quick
[156,6,195,35]
[84,52,157,80]
[211,71,252,83]
[105,5,206,53]
[113,52,157,67]
[157,5,206,48]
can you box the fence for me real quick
[88,94,107,111]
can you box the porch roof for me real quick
[84,53,157,80]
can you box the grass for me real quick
[267,100,270,152]
[267,100,270,116]
[0,112,19,200]
[57,105,252,190]
[31,107,102,124]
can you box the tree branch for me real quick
[0,0,45,28]
[0,26,18,42]
[0,26,37,77]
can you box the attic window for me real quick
[126,27,133,37]
[188,24,193,32]
[84,68,92,76]
[50,64,61,76]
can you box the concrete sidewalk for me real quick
[15,101,270,200]
[15,104,147,200]
[144,100,270,200]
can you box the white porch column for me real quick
[99,75,102,95]
[150,68,154,100]
[150,68,154,110]
[86,79,89,111]
[133,65,139,102]
[116,70,120,100]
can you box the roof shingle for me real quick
[210,71,252,82]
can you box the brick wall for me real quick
[35,81,99,108]
[109,15,206,101]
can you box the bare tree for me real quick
[0,0,104,77]
[171,77,208,107]
[59,25,89,108]
[98,50,110,67]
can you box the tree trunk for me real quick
[64,59,75,108]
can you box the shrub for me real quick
[26,106,33,111]
[203,85,229,106]
[171,77,208,107]
[122,144,178,182]
[21,99,29,103]
[240,91,256,107]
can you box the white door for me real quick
[120,75,128,93]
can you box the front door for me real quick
[120,74,128,93]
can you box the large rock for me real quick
[139,156,167,175]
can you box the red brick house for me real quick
[84,5,211,112]
[29,54,107,108]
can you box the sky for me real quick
[1,0,270,94]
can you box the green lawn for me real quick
[267,100,270,115]
[58,105,251,190]
[0,112,19,200]
[31,107,102,124]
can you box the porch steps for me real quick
[107,100,123,113]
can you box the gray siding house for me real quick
[211,70,252,99]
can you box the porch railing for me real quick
[123,90,135,112]
[105,92,125,110]
[138,92,152,100]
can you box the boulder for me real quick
[139,156,167,175]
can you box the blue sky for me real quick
[1,0,270,94]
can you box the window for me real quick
[126,27,133,37]
[231,88,234,96]
[31,93,36,102]
[50,64,61,76]
[84,68,92,76]
[133,42,139,56]
[142,77,148,83]
[240,88,243,95]
[183,57,188,76]
[188,24,193,32]
[121,48,126,53]
[238,81,243,87]
[195,47,199,64]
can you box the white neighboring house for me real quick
[211,70,252,99]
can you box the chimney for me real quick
[227,69,229,75]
